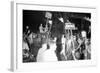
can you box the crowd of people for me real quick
[22,26,91,62]
[22,11,91,62]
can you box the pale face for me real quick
[81,31,86,38]
[50,43,57,51]
[42,44,47,49]
[28,33,33,44]
[73,36,76,41]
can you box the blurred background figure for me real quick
[60,35,67,60]
[22,33,30,62]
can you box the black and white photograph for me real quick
[22,10,91,63]
[11,1,97,71]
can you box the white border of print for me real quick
[11,1,97,72]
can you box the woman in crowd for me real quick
[60,35,67,60]
[37,37,58,62]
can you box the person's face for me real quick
[50,43,56,50]
[43,44,47,49]
[28,34,33,44]
[73,36,76,41]
[78,38,82,44]
[75,52,80,59]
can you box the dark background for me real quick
[23,10,91,35]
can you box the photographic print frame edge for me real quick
[11,1,97,71]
